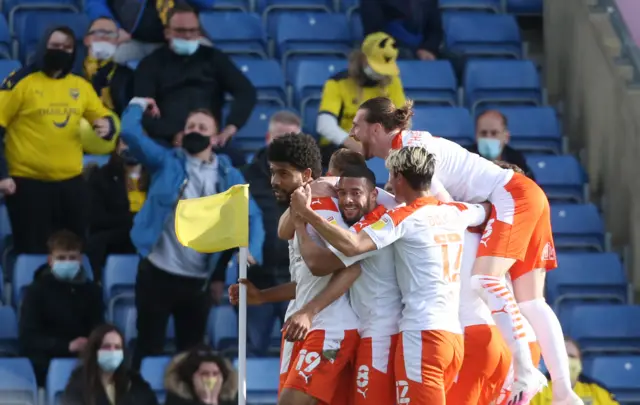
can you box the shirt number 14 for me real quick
[434,233,462,283]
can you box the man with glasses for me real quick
[133,4,257,155]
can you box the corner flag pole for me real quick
[238,246,248,405]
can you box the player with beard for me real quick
[229,133,359,405]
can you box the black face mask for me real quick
[119,149,139,166]
[182,132,211,155]
[42,49,74,77]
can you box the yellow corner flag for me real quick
[175,184,250,253]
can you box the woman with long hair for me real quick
[62,324,158,405]
[164,345,237,405]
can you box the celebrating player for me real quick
[292,146,491,405]
[348,96,578,405]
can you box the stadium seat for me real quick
[200,12,267,59]
[140,356,171,403]
[350,13,363,42]
[496,106,562,154]
[439,0,502,12]
[225,254,238,286]
[275,13,351,73]
[527,155,586,203]
[366,158,389,187]
[259,0,333,37]
[233,58,286,106]
[464,59,543,114]
[0,306,18,355]
[546,253,627,316]
[228,105,296,152]
[0,16,12,59]
[444,12,522,59]
[123,307,175,351]
[208,306,238,352]
[83,154,110,167]
[551,204,606,252]
[234,357,280,405]
[397,60,458,106]
[14,11,88,63]
[588,356,640,403]
[46,358,77,405]
[0,358,37,405]
[12,254,94,307]
[411,106,475,146]
[103,254,139,326]
[292,58,348,108]
[212,0,249,11]
[564,305,640,356]
[0,204,11,264]
[505,0,543,15]
[338,0,358,13]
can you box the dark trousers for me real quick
[86,228,135,279]
[133,258,211,369]
[5,175,89,254]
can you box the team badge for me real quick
[69,88,79,100]
[369,217,388,230]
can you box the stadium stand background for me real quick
[0,0,639,404]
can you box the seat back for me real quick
[443,12,522,58]
[566,305,640,355]
[0,306,18,355]
[366,158,388,187]
[527,156,586,203]
[208,306,238,352]
[46,358,77,405]
[497,106,561,153]
[292,58,347,107]
[411,107,474,146]
[200,12,266,58]
[233,58,286,106]
[589,356,640,402]
[397,60,458,106]
[0,357,38,405]
[15,11,88,62]
[140,356,172,403]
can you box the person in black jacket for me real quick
[467,110,535,180]
[133,4,257,149]
[164,345,237,405]
[85,138,148,277]
[63,324,158,405]
[19,230,104,386]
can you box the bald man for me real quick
[467,111,534,180]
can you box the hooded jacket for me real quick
[163,352,237,405]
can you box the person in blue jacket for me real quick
[119,97,264,369]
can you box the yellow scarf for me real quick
[83,56,117,110]
[157,0,175,25]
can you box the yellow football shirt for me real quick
[0,69,119,181]
[530,377,619,405]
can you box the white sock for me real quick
[519,298,572,399]
[471,275,533,377]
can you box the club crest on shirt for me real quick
[326,216,338,226]
[369,217,389,231]
[69,88,79,100]
[322,349,338,362]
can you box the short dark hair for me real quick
[47,230,82,253]
[475,110,508,128]
[339,164,377,190]
[166,3,198,27]
[328,148,366,176]
[267,133,323,179]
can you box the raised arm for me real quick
[295,221,346,276]
[278,208,295,240]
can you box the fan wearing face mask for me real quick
[18,230,104,386]
[63,324,158,405]
[467,110,535,181]
[316,32,406,167]
[83,17,134,116]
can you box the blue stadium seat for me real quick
[0,358,37,405]
[0,59,20,80]
[0,16,12,59]
[212,0,249,11]
[12,254,94,307]
[564,305,640,356]
[140,356,171,403]
[464,59,543,114]
[103,254,139,326]
[411,106,474,146]
[123,307,175,351]
[527,155,586,203]
[275,13,351,73]
[589,356,640,403]
[497,106,562,154]
[200,12,267,59]
[0,204,11,264]
[444,12,522,59]
[14,11,88,63]
[292,58,348,109]
[0,306,18,355]
[439,0,501,12]
[397,60,458,106]
[350,13,363,42]
[338,0,358,12]
[208,306,238,352]
[233,58,286,106]
[505,0,542,15]
[228,105,294,152]
[83,154,110,167]
[225,254,238,286]
[259,0,333,37]
[366,158,389,187]
[546,253,627,316]
[233,357,280,405]
[551,204,606,252]
[46,358,77,405]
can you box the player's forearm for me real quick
[302,209,362,257]
[297,225,344,276]
[278,208,295,240]
[299,265,361,317]
[260,282,296,303]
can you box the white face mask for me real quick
[363,65,386,81]
[90,41,117,61]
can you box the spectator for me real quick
[134,4,256,149]
[19,230,104,385]
[531,337,619,405]
[234,111,301,354]
[85,139,147,277]
[119,97,264,369]
[360,0,442,60]
[467,110,535,180]
[63,324,158,405]
[83,17,135,116]
[85,0,214,64]
[164,345,237,405]
[0,26,119,254]
[317,32,405,167]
